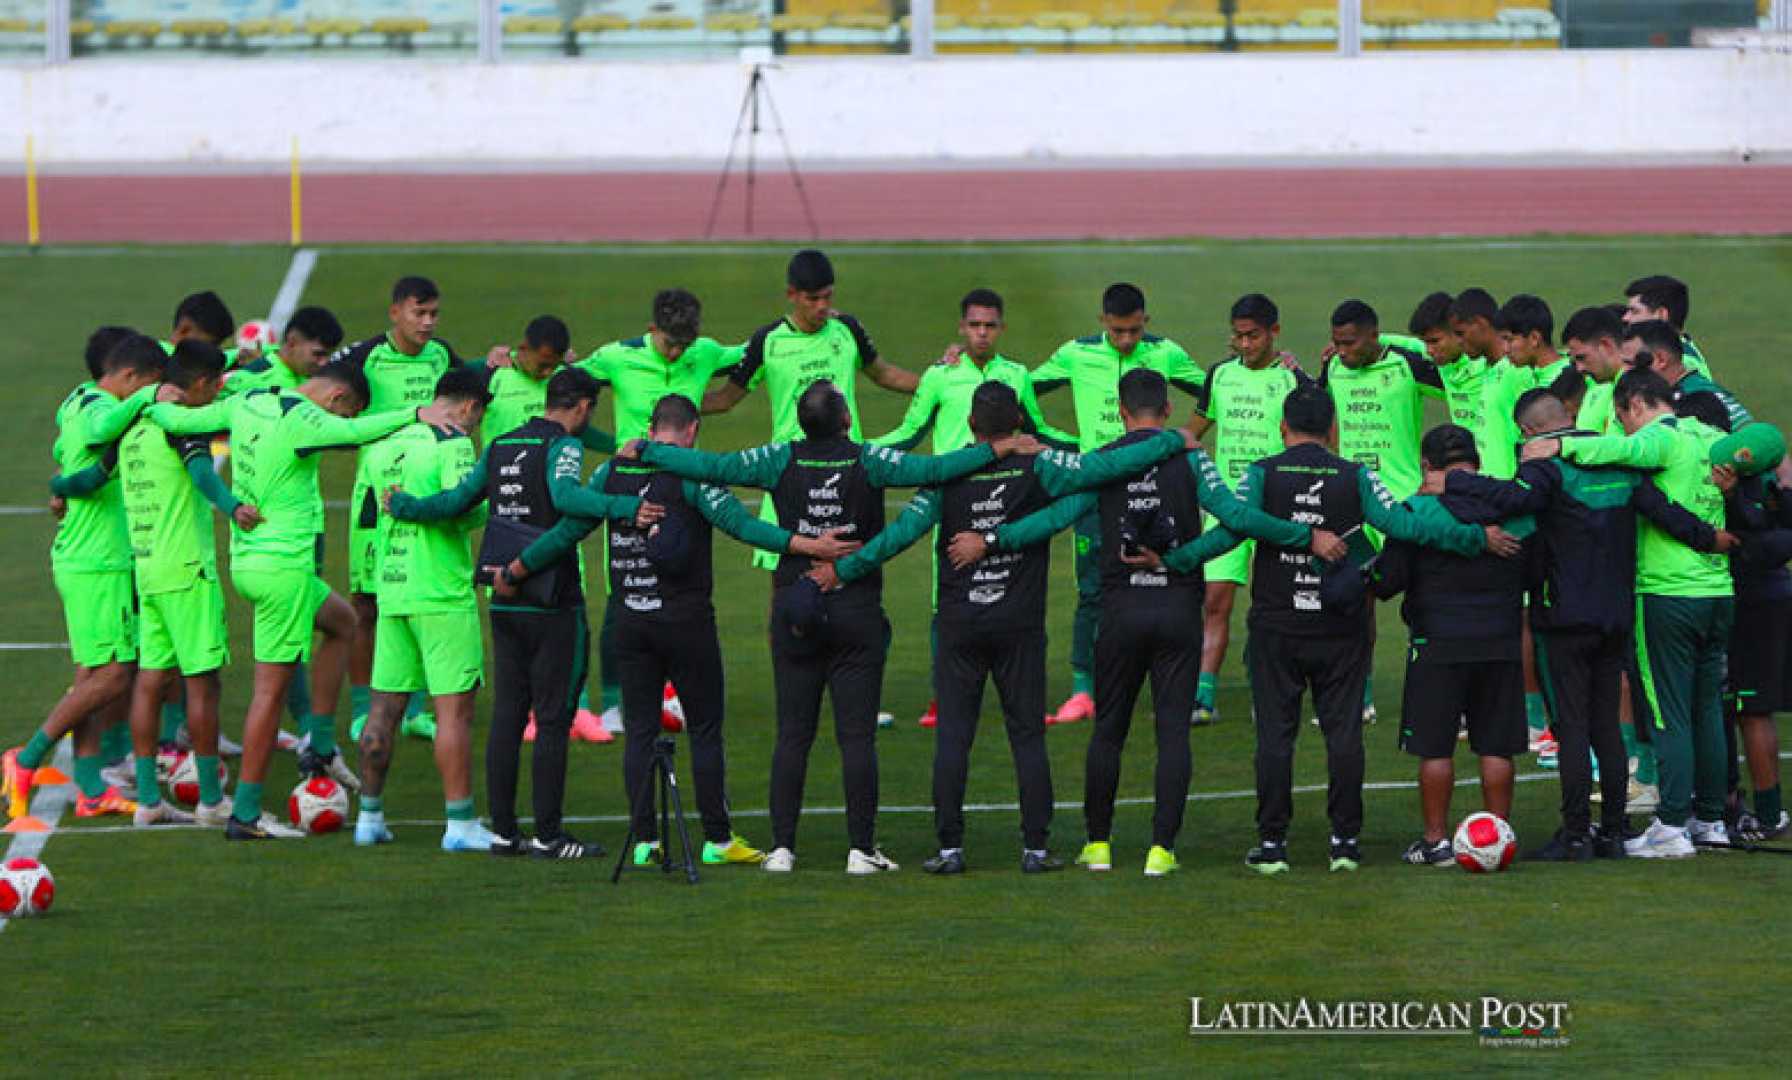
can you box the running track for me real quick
[3,165,1791,243]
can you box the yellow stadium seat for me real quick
[771,14,828,32]
[69,18,95,35]
[964,14,1027,29]
[831,14,893,30]
[572,14,629,31]
[371,17,429,34]
[1296,8,1337,27]
[236,18,295,36]
[171,19,231,37]
[504,16,564,34]
[635,14,697,30]
[1370,8,1423,26]
[900,14,962,31]
[104,20,162,39]
[1034,11,1094,30]
[1097,13,1158,28]
[1233,12,1285,26]
[1166,11,1225,27]
[0,18,31,32]
[706,13,762,32]
[304,18,364,37]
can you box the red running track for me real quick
[2,165,1790,244]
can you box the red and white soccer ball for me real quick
[1453,811,1517,873]
[155,745,187,784]
[0,857,56,917]
[288,776,349,834]
[167,753,229,807]
[236,319,277,351]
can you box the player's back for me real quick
[51,383,131,573]
[226,389,326,567]
[118,415,216,593]
[378,423,483,615]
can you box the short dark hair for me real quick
[1448,287,1499,324]
[1548,364,1588,407]
[1561,305,1623,347]
[1623,319,1683,366]
[1330,299,1378,331]
[1281,384,1335,437]
[1420,423,1480,470]
[314,363,371,411]
[960,288,1004,317]
[84,325,136,381]
[1117,367,1168,418]
[284,306,344,350]
[968,381,1022,438]
[652,289,702,343]
[1613,367,1673,412]
[787,249,834,292]
[435,366,493,407]
[1408,291,1455,336]
[104,333,169,378]
[545,366,600,412]
[1494,294,1554,343]
[1675,391,1732,433]
[1102,282,1146,318]
[1230,293,1279,329]
[650,392,701,432]
[1513,386,1562,427]
[166,340,227,390]
[391,276,439,305]
[524,315,571,356]
[173,291,235,343]
[1625,274,1690,329]
[797,380,849,440]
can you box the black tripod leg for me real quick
[664,762,701,884]
[756,75,820,240]
[702,72,759,240]
[658,760,673,877]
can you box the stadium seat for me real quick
[305,18,365,40]
[705,13,763,33]
[1234,12,1286,26]
[964,13,1027,29]
[1034,12,1094,31]
[504,16,564,34]
[0,17,33,32]
[103,20,163,43]
[236,18,296,38]
[1296,8,1338,27]
[571,14,630,32]
[1166,11,1226,27]
[770,14,829,32]
[170,19,232,43]
[1096,13,1157,28]
[831,14,895,30]
[634,14,698,31]
[69,18,95,36]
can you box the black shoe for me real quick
[1736,809,1792,842]
[224,815,272,841]
[922,849,966,875]
[528,833,606,860]
[1327,836,1361,872]
[1591,832,1628,859]
[490,832,528,858]
[1402,837,1454,867]
[1246,840,1290,875]
[1526,829,1593,862]
[1021,850,1065,874]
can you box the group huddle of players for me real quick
[6,250,1785,876]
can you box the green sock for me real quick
[1524,692,1547,732]
[16,730,54,770]
[404,694,426,720]
[306,714,336,758]
[1362,673,1374,710]
[73,754,107,799]
[1195,673,1217,709]
[361,794,383,814]
[578,686,594,714]
[233,781,263,824]
[1635,744,1659,786]
[285,662,312,724]
[445,797,475,822]
[101,722,131,762]
[135,755,162,807]
[599,681,621,712]
[158,702,186,744]
[350,684,371,720]
[1755,784,1783,822]
[1072,668,1094,697]
[195,754,222,805]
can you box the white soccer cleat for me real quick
[1687,818,1731,850]
[600,705,624,734]
[441,820,498,852]
[322,752,362,793]
[133,801,195,828]
[217,732,244,757]
[1624,817,1694,859]
[762,847,796,873]
[846,848,899,875]
[257,813,307,839]
[193,798,235,829]
[356,813,396,847]
[100,760,138,798]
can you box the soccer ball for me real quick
[287,776,348,834]
[167,753,229,807]
[236,319,277,351]
[1453,811,1517,873]
[0,857,55,917]
[155,745,186,784]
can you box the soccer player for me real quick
[354,368,498,852]
[1560,305,1627,435]
[1409,291,1487,440]
[4,331,160,822]
[627,380,1032,874]
[146,365,457,839]
[869,287,1074,728]
[167,290,236,352]
[121,342,264,829]
[1523,368,1735,857]
[1445,389,1729,860]
[1365,425,1531,867]
[1029,282,1203,725]
[811,382,1194,874]
[1622,319,1751,432]
[223,306,345,398]
[1622,274,1712,375]
[1185,293,1309,727]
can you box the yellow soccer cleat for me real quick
[1144,845,1180,877]
[1076,840,1112,872]
[702,835,767,865]
[2,748,33,821]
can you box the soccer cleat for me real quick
[354,814,395,846]
[1591,832,1628,860]
[1021,850,1065,874]
[3,748,34,820]
[1190,704,1217,727]
[1688,818,1732,850]
[528,833,606,859]
[1051,692,1094,726]
[216,732,243,757]
[132,800,193,827]
[922,849,966,875]
[1735,809,1792,842]
[762,847,796,873]
[299,746,363,793]
[225,812,305,840]
[99,759,137,798]
[1328,836,1361,872]
[1076,840,1112,872]
[877,712,895,730]
[571,708,614,744]
[274,728,302,752]
[522,716,538,743]
[489,832,528,858]
[1528,727,1553,753]
[1362,704,1378,726]
[441,821,498,852]
[917,701,938,729]
[75,787,138,818]
[702,835,766,865]
[660,683,685,733]
[193,798,234,829]
[401,713,437,741]
[1624,818,1695,858]
[632,840,663,866]
[348,714,367,743]
[846,848,900,875]
[1143,845,1179,877]
[1526,829,1593,863]
[600,705,624,734]
[1536,733,1559,770]
[1402,838,1455,867]
[1628,781,1659,814]
[1246,840,1290,875]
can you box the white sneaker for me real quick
[100,760,137,798]
[216,732,243,757]
[1625,818,1695,859]
[274,729,300,752]
[1687,818,1731,850]
[763,847,796,873]
[441,820,497,852]
[133,801,195,828]
[321,751,363,793]
[255,812,307,839]
[846,848,899,875]
[193,798,234,828]
[600,705,624,734]
[356,813,396,846]
[1628,781,1659,814]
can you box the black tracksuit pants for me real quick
[1246,627,1371,844]
[489,607,586,840]
[770,598,887,853]
[933,620,1053,851]
[615,614,732,844]
[1539,628,1630,834]
[1086,600,1202,848]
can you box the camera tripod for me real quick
[610,736,700,885]
[702,63,820,240]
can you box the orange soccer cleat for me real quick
[74,786,139,818]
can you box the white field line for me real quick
[0,740,75,934]
[266,248,319,330]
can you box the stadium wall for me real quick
[3,49,1791,167]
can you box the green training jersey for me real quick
[1576,378,1621,436]
[1674,371,1752,431]
[370,422,485,615]
[1562,414,1732,598]
[1436,357,1488,440]
[481,365,554,447]
[1682,335,1711,377]
[119,417,224,594]
[871,354,1072,454]
[1478,356,1570,479]
[1193,357,1309,491]
[336,334,460,417]
[147,390,415,571]
[578,335,743,445]
[49,382,150,574]
[727,317,878,442]
[1318,343,1443,500]
[221,350,302,398]
[1030,332,1201,452]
